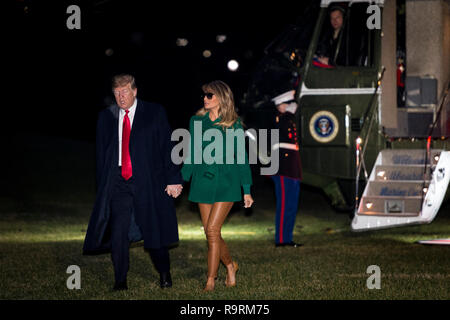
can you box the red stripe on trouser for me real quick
[279,176,285,243]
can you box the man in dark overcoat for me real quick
[83,74,183,290]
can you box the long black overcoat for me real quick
[83,99,182,254]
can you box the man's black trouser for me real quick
[110,167,170,284]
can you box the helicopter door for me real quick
[298,2,382,183]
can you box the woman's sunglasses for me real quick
[202,92,214,100]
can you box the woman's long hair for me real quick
[196,80,239,129]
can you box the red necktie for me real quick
[121,110,132,180]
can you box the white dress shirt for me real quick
[118,98,137,166]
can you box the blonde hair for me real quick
[196,80,239,129]
[112,74,136,91]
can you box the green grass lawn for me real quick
[1,134,449,300]
[1,187,449,300]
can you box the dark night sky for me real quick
[12,0,312,140]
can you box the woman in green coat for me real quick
[181,80,254,291]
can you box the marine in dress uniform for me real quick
[271,90,303,247]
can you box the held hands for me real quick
[165,185,252,205]
[243,194,254,208]
[165,184,183,198]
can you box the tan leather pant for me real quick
[198,202,234,278]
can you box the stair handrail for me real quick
[427,82,449,139]
[421,84,450,208]
[354,67,386,215]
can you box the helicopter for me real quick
[242,0,450,231]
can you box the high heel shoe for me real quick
[203,277,216,292]
[225,261,239,287]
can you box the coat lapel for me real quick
[130,99,144,159]
[108,104,120,163]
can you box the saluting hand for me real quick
[243,194,254,208]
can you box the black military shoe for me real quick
[275,241,303,248]
[160,272,172,288]
[113,281,128,291]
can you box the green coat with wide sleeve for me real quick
[181,112,252,203]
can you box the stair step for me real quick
[353,150,450,230]
[358,196,421,216]
[374,165,432,181]
[365,181,428,197]
[380,149,442,165]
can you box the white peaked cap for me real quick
[272,90,296,106]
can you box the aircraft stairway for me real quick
[351,149,450,231]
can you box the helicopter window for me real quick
[314,3,376,67]
[267,3,319,70]
[246,2,320,103]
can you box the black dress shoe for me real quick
[275,241,303,248]
[160,272,172,288]
[113,281,128,291]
